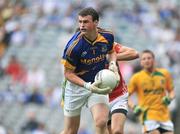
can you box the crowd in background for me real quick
[0,0,179,134]
[0,0,179,81]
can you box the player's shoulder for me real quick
[156,68,168,72]
[98,27,113,34]
[98,28,114,45]
[68,32,84,46]
[69,32,83,44]
[135,70,144,76]
[98,27,114,38]
[131,71,142,80]
[156,68,170,76]
[65,32,83,55]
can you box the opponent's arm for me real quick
[128,75,143,116]
[162,69,175,106]
[162,89,175,106]
[128,92,136,109]
[168,89,175,100]
[108,50,117,63]
[114,42,139,61]
[128,92,143,116]
[108,51,120,83]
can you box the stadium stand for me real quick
[0,0,179,134]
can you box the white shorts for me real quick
[109,93,128,117]
[143,120,174,133]
[63,81,109,117]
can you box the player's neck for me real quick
[84,30,98,41]
[145,67,155,73]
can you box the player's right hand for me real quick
[84,81,112,95]
[133,105,143,116]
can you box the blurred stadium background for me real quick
[0,0,179,134]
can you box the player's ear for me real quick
[94,20,98,26]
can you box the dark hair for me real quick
[142,49,155,59]
[78,7,99,21]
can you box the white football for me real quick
[94,69,118,90]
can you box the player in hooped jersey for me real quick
[108,42,139,134]
[128,50,175,134]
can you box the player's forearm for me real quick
[64,68,85,87]
[108,51,117,62]
[128,96,135,109]
[117,49,139,61]
[168,89,175,100]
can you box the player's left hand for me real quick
[92,80,112,94]
[84,81,112,95]
[162,96,171,106]
[108,61,120,85]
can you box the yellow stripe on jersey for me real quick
[66,39,79,57]
[83,36,92,44]
[61,59,75,70]
[98,28,113,34]
[66,33,83,57]
[92,33,109,45]
[61,59,66,64]
[83,33,109,45]
[76,70,89,75]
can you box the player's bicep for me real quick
[115,44,137,55]
[113,42,123,53]
[119,46,130,53]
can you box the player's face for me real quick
[140,52,154,70]
[78,15,97,35]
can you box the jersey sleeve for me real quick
[128,74,138,94]
[113,42,122,53]
[108,34,114,53]
[61,34,80,70]
[164,69,174,91]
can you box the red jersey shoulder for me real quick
[114,43,122,53]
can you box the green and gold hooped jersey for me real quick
[128,68,174,122]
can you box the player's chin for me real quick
[81,32,86,35]
[144,65,152,69]
[80,29,87,34]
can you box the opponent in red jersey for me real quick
[108,42,139,134]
